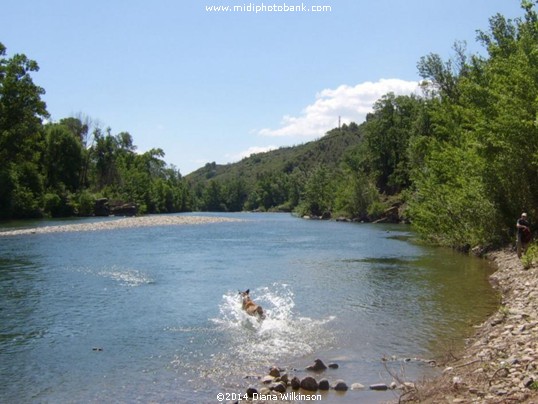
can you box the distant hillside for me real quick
[185,122,364,213]
[186,122,363,189]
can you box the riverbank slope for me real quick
[410,249,538,403]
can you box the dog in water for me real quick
[240,289,265,320]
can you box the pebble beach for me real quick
[0,215,243,237]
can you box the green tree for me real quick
[360,93,424,195]
[408,1,538,247]
[43,124,84,192]
[201,180,225,211]
[298,165,334,216]
[0,43,48,218]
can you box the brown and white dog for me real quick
[240,289,265,320]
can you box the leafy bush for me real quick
[522,242,538,269]
[43,193,62,216]
[69,191,96,216]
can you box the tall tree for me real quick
[0,43,48,218]
[43,124,84,192]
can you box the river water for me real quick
[0,213,498,403]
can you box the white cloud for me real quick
[258,78,420,138]
[227,145,279,161]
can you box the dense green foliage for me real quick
[0,43,191,218]
[3,1,538,250]
[407,1,538,247]
[187,123,364,215]
[188,1,538,249]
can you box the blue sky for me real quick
[2,0,525,174]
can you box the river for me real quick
[0,213,498,403]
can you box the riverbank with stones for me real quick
[236,358,426,403]
[405,249,538,403]
[0,215,243,237]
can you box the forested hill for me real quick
[186,123,363,212]
[188,123,362,185]
[185,91,422,220]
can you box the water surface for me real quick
[0,213,498,403]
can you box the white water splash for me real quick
[212,284,335,364]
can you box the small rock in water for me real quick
[246,387,258,398]
[261,375,275,384]
[318,379,330,390]
[278,373,289,384]
[290,376,301,390]
[306,359,327,372]
[259,387,271,395]
[271,381,287,393]
[333,380,349,391]
[300,376,319,391]
[369,383,389,391]
[328,363,339,369]
[351,383,365,390]
[268,367,281,378]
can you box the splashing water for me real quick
[212,284,335,365]
[171,284,337,392]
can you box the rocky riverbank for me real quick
[0,215,243,237]
[407,249,538,403]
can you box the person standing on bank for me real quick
[516,212,531,258]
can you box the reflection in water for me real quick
[339,248,498,356]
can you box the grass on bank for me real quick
[522,242,538,269]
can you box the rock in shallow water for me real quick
[318,379,330,390]
[369,383,389,391]
[333,380,349,391]
[300,376,318,391]
[306,359,327,372]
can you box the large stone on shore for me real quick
[333,380,349,391]
[300,376,319,391]
[523,376,534,388]
[306,359,327,372]
[94,198,110,216]
[111,203,137,217]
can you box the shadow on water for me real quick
[339,246,499,357]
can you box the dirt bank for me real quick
[406,249,538,403]
[0,215,243,237]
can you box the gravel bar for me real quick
[0,215,243,237]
